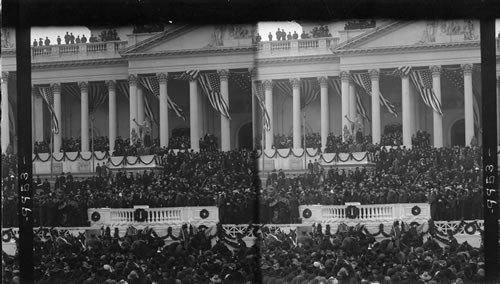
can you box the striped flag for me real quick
[253,82,271,131]
[351,72,398,117]
[443,67,481,128]
[409,69,443,116]
[274,79,319,109]
[394,66,412,77]
[355,92,370,122]
[139,76,186,120]
[38,87,60,134]
[88,82,107,113]
[198,72,231,119]
[143,95,158,125]
[175,70,200,81]
[329,77,341,97]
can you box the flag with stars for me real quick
[253,82,271,131]
[38,87,60,134]
[409,69,443,116]
[351,72,398,117]
[139,76,186,120]
[198,72,231,119]
[445,67,481,128]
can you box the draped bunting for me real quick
[198,72,231,120]
[253,82,271,131]
[273,79,319,109]
[38,86,60,134]
[351,72,398,117]
[61,83,108,113]
[328,77,370,121]
[138,76,186,120]
[395,66,443,116]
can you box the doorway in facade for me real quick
[238,122,253,150]
[451,119,465,146]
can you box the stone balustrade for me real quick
[299,203,431,225]
[88,206,219,227]
[31,41,127,63]
[256,37,340,58]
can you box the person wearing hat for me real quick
[209,274,222,283]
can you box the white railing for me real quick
[270,41,291,51]
[300,203,431,224]
[59,44,79,54]
[86,42,107,53]
[32,46,52,56]
[298,39,319,49]
[88,206,219,226]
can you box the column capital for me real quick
[78,81,88,91]
[128,74,138,85]
[369,69,380,80]
[290,78,301,89]
[51,83,61,93]
[461,64,473,75]
[157,72,168,83]
[430,65,441,77]
[218,69,229,80]
[263,80,273,91]
[340,71,350,82]
[105,80,116,91]
[317,76,328,87]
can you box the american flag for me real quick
[409,69,443,116]
[175,70,200,81]
[38,87,60,134]
[443,68,481,127]
[230,71,252,95]
[253,82,271,131]
[274,79,319,109]
[355,92,370,122]
[394,65,412,77]
[351,72,398,117]
[139,76,186,120]
[329,77,341,97]
[198,72,231,120]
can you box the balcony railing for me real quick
[31,41,128,62]
[257,37,340,58]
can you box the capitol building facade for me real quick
[0,20,489,154]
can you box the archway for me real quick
[238,122,253,150]
[450,119,465,146]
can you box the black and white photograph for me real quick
[1,15,498,283]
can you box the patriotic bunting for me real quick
[409,69,443,116]
[253,82,271,131]
[38,86,60,134]
[138,76,186,120]
[442,68,481,127]
[273,79,319,109]
[198,72,231,120]
[351,72,398,117]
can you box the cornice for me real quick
[256,54,339,65]
[32,58,128,70]
[121,46,255,59]
[331,41,480,56]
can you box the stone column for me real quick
[33,89,44,142]
[401,74,411,147]
[349,79,357,121]
[128,75,137,143]
[79,81,89,152]
[340,71,350,141]
[430,66,443,148]
[370,69,381,144]
[106,80,117,154]
[291,78,301,149]
[158,73,169,147]
[264,80,274,150]
[462,64,474,146]
[189,79,200,150]
[318,76,329,150]
[1,72,9,153]
[137,85,145,124]
[52,83,62,153]
[219,69,230,151]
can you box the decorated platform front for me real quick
[257,149,375,172]
[88,206,219,227]
[299,203,430,225]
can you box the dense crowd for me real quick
[2,220,490,284]
[261,25,332,42]
[260,144,481,223]
[34,137,110,154]
[32,29,118,47]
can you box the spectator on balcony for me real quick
[301,30,307,39]
[281,29,286,40]
[287,32,292,40]
[293,31,299,39]
[268,32,273,41]
[44,37,50,46]
[64,32,70,44]
[275,28,281,41]
[70,33,75,44]
[38,38,43,46]
[81,34,87,43]
[75,35,81,44]
[255,33,261,43]
[33,39,38,47]
[56,36,61,45]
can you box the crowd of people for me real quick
[34,137,110,154]
[2,220,490,284]
[99,29,120,42]
[260,25,333,42]
[32,29,118,47]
